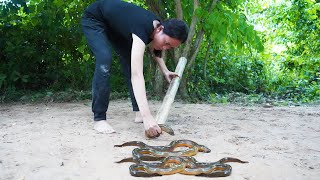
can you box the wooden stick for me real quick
[156,57,187,125]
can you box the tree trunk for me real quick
[153,51,166,95]
[174,0,183,19]
[173,0,183,63]
[146,0,220,98]
[145,0,167,96]
[145,0,167,19]
[177,0,219,99]
[175,0,199,98]
[204,39,213,80]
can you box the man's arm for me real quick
[150,48,179,83]
[131,34,161,137]
[154,55,170,75]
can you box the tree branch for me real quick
[173,0,184,62]
[209,0,219,12]
[186,0,219,70]
[187,29,204,70]
[174,0,183,19]
[181,0,199,57]
[203,39,213,80]
[145,0,167,19]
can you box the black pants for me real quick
[81,14,139,121]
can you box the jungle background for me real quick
[0,0,319,105]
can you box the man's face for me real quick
[152,26,181,51]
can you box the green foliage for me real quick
[0,0,319,104]
[260,0,320,56]
[210,92,266,105]
[188,48,267,100]
[196,0,264,54]
[0,0,95,93]
[0,0,128,100]
[257,0,320,102]
[187,0,319,104]
[268,55,320,102]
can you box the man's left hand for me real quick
[164,71,179,83]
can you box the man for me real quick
[81,0,188,138]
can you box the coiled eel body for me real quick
[115,140,248,177]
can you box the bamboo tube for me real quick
[156,57,187,125]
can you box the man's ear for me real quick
[156,25,164,32]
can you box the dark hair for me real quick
[161,19,189,43]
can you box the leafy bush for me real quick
[0,0,130,101]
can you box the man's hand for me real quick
[143,115,162,138]
[164,71,179,83]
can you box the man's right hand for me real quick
[143,115,162,138]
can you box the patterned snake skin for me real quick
[115,140,248,177]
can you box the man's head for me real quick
[152,19,189,51]
[162,19,189,43]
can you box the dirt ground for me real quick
[0,100,319,180]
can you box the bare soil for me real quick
[0,100,319,180]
